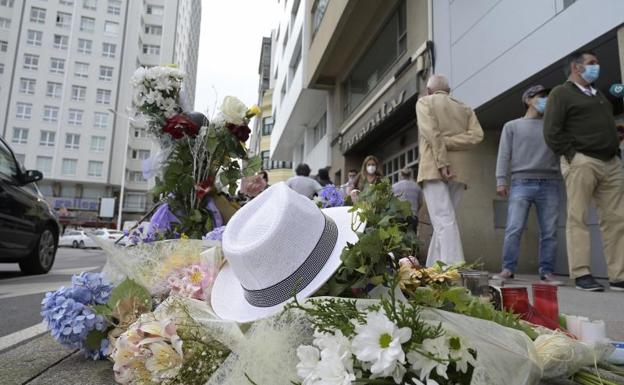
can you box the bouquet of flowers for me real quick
[130,65,262,239]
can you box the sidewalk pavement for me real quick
[0,275,620,385]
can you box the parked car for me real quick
[93,228,124,243]
[59,230,98,248]
[0,137,60,274]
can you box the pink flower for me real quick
[240,174,267,197]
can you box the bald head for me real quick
[426,74,450,94]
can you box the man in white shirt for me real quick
[286,163,322,199]
[392,168,422,233]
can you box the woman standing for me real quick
[349,155,383,203]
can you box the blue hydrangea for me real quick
[41,273,112,360]
[203,226,226,241]
[319,184,345,208]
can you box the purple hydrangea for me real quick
[202,226,226,241]
[41,273,112,360]
[319,184,345,208]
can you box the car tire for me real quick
[79,240,85,249]
[72,240,78,248]
[19,228,57,275]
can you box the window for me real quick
[142,44,160,55]
[12,128,28,144]
[16,103,33,119]
[133,128,147,138]
[124,193,146,209]
[60,0,74,6]
[99,66,113,81]
[36,156,52,174]
[78,39,92,54]
[54,34,69,50]
[104,21,118,35]
[71,85,87,101]
[144,24,162,35]
[311,112,327,148]
[131,149,150,160]
[0,17,12,29]
[342,1,406,117]
[0,0,15,7]
[65,134,80,149]
[43,106,59,122]
[46,82,62,98]
[39,131,56,147]
[0,63,3,74]
[56,12,72,28]
[14,153,25,165]
[87,161,103,177]
[23,54,39,70]
[74,62,89,78]
[262,117,274,136]
[96,89,111,104]
[83,0,97,10]
[146,5,163,15]
[19,78,36,95]
[261,150,270,170]
[107,0,121,15]
[80,16,95,32]
[0,40,6,52]
[94,112,109,129]
[127,171,146,183]
[90,136,105,152]
[102,42,116,58]
[50,58,65,74]
[61,159,77,175]
[312,0,329,37]
[26,30,42,46]
[30,7,46,23]
[68,109,83,125]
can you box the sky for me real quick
[193,0,280,118]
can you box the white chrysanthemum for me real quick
[296,343,356,385]
[351,311,411,381]
[297,345,321,383]
[314,330,354,373]
[411,377,440,385]
[448,336,476,374]
[406,336,450,381]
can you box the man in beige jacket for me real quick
[416,75,484,266]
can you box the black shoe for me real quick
[609,281,624,291]
[575,275,604,292]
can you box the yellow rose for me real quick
[246,105,261,118]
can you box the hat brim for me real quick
[211,206,361,323]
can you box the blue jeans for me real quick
[502,179,561,275]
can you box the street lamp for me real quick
[108,108,130,231]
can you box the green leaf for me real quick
[107,278,151,312]
[92,304,111,317]
[243,156,261,177]
[85,328,109,350]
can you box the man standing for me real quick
[286,163,322,199]
[416,74,484,266]
[392,168,423,233]
[494,85,563,285]
[341,169,358,195]
[544,50,624,292]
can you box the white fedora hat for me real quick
[211,182,360,323]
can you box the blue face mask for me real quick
[534,97,547,114]
[580,64,600,83]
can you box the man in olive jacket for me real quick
[417,74,484,267]
[544,50,624,292]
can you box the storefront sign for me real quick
[48,197,100,211]
[341,76,418,153]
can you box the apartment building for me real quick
[249,36,292,185]
[0,0,200,228]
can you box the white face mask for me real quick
[366,165,377,174]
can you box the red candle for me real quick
[501,287,530,315]
[532,283,559,324]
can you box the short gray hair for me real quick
[426,74,450,92]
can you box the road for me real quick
[0,247,108,339]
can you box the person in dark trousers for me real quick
[494,85,563,285]
[544,49,624,292]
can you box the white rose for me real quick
[220,96,248,125]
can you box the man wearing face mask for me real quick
[544,50,624,292]
[416,74,484,267]
[494,85,562,285]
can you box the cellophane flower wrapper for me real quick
[99,239,222,300]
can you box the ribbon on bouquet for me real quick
[205,196,224,228]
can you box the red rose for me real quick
[163,114,199,139]
[195,177,214,201]
[226,123,251,142]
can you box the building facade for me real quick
[250,36,292,185]
[0,0,200,228]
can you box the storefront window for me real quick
[342,1,406,118]
[383,145,418,183]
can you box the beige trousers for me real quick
[561,153,624,282]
